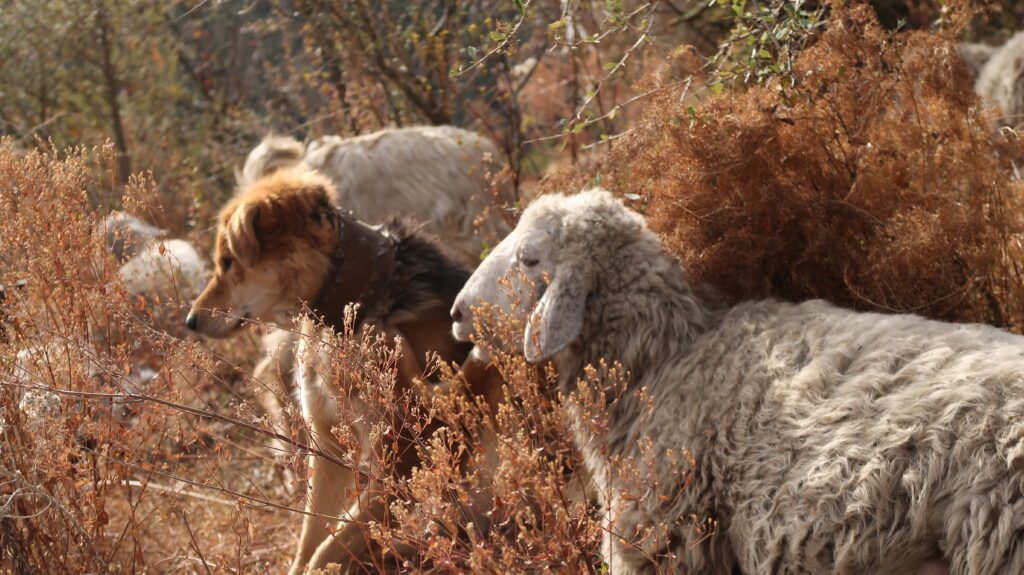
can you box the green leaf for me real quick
[467,46,477,59]
[548,17,565,31]
[513,0,526,16]
[603,62,617,72]
[490,30,506,42]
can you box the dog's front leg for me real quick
[289,427,356,575]
[307,483,396,573]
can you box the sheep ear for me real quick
[226,203,260,266]
[524,268,587,364]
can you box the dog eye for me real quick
[220,257,233,272]
[521,257,540,268]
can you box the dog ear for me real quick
[226,202,261,266]
[523,263,589,364]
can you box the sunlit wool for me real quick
[239,125,512,267]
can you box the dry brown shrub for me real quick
[603,2,1024,329]
[0,142,301,572]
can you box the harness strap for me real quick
[311,209,398,332]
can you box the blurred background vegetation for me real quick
[3,0,1020,231]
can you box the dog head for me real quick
[186,167,339,338]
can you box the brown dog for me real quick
[187,167,484,572]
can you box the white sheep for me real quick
[101,211,167,264]
[451,189,1024,574]
[118,238,208,338]
[96,212,209,336]
[240,125,513,266]
[974,31,1024,127]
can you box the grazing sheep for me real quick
[118,237,208,338]
[101,211,167,264]
[239,126,513,267]
[975,31,1024,127]
[99,216,210,414]
[96,212,208,336]
[451,189,1024,574]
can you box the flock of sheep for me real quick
[78,34,1024,574]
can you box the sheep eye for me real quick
[521,257,540,268]
[220,257,233,272]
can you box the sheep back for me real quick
[626,297,1024,573]
[304,126,512,265]
[975,31,1024,127]
[118,239,209,336]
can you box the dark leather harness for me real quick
[311,208,398,333]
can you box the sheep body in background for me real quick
[958,42,995,79]
[99,212,208,335]
[451,189,1024,574]
[118,238,208,337]
[974,31,1024,127]
[101,211,168,264]
[240,125,513,267]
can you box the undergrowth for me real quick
[4,2,1024,573]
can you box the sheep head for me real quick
[452,189,644,363]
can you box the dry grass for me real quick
[0,142,298,572]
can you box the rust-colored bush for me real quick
[0,143,299,572]
[609,3,1024,329]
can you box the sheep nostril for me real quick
[452,307,463,323]
[185,311,198,331]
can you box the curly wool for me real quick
[974,31,1024,127]
[520,190,1024,574]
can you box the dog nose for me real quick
[451,305,463,323]
[185,311,198,331]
